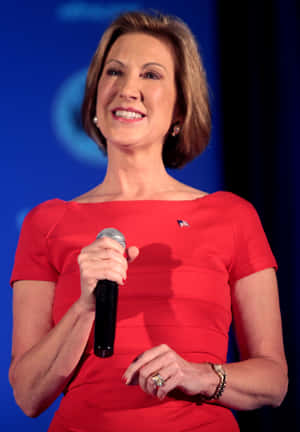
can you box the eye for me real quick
[106,68,122,76]
[143,71,161,80]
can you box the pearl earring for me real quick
[93,116,98,125]
[171,124,181,136]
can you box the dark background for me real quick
[218,1,299,430]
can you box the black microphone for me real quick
[94,228,126,358]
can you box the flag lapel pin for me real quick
[177,219,190,227]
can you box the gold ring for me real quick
[151,373,165,387]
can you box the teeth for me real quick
[114,110,143,119]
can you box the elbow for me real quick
[18,401,41,419]
[25,407,42,419]
[262,357,289,408]
[10,387,41,418]
[12,388,43,418]
[250,362,289,410]
[271,373,288,408]
[9,365,42,418]
[10,384,42,418]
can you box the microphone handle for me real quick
[94,280,119,358]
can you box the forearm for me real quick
[9,299,94,417]
[206,358,288,410]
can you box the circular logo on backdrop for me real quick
[52,68,106,166]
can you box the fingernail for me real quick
[127,372,138,385]
[122,376,130,385]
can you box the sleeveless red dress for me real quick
[10,191,277,431]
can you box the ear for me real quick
[172,103,184,126]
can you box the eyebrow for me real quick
[106,59,167,71]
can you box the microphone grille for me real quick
[96,228,126,249]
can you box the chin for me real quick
[107,135,152,151]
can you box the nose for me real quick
[118,74,142,101]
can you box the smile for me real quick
[115,110,143,119]
[112,109,146,122]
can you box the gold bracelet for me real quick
[204,363,227,401]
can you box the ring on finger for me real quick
[151,373,165,387]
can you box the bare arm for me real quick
[123,268,288,410]
[9,238,139,418]
[217,267,288,409]
[9,280,95,417]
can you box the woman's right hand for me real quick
[77,236,139,311]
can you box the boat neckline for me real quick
[59,190,223,205]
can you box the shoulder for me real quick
[214,192,268,246]
[200,191,262,230]
[210,191,257,214]
[22,199,68,237]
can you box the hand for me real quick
[123,344,216,401]
[77,236,139,311]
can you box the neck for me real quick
[99,145,178,199]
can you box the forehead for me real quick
[106,32,176,71]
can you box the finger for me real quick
[139,356,172,394]
[123,344,170,384]
[145,363,175,395]
[79,257,128,283]
[98,249,128,270]
[156,372,180,400]
[95,236,125,254]
[124,345,165,383]
[92,249,128,271]
[80,239,124,257]
[78,248,125,272]
[80,257,127,278]
[80,249,127,266]
[127,246,139,263]
[81,263,126,287]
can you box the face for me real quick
[96,32,178,153]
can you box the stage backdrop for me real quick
[1,1,222,430]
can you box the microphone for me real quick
[94,228,126,358]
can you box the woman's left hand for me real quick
[123,344,216,400]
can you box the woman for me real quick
[9,11,288,432]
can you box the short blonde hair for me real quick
[81,10,211,168]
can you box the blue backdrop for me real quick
[2,1,222,429]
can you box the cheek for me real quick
[152,87,176,119]
[97,79,114,109]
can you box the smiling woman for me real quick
[95,33,178,158]
[9,9,287,432]
[82,11,211,169]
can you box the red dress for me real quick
[10,191,277,431]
